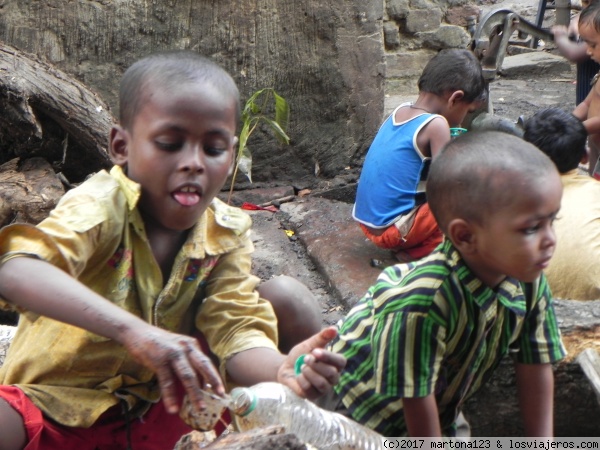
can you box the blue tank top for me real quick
[353,104,442,228]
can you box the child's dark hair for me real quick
[580,1,600,32]
[524,108,587,173]
[119,50,241,130]
[427,131,557,232]
[418,49,487,103]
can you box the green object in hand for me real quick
[450,127,468,138]
[294,354,306,375]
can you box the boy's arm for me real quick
[573,89,600,135]
[583,116,600,135]
[403,395,442,437]
[225,327,346,400]
[515,363,555,437]
[0,256,225,413]
[427,118,452,159]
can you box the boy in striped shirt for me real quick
[330,131,566,437]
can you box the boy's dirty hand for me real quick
[122,327,225,414]
[278,326,346,400]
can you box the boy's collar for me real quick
[441,239,527,315]
[110,165,141,211]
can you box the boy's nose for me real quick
[542,225,557,250]
[181,147,205,172]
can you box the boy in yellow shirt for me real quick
[0,50,345,449]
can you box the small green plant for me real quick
[227,88,290,204]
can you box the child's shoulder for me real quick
[374,252,451,297]
[55,170,125,230]
[62,170,127,207]
[64,170,120,197]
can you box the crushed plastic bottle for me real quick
[179,389,230,431]
[230,381,384,450]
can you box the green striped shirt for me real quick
[331,239,566,436]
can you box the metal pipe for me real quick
[555,0,572,27]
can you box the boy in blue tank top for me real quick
[353,49,487,261]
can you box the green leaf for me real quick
[228,87,291,203]
[262,118,290,145]
[238,121,251,158]
[237,145,253,183]
[242,89,266,119]
[274,92,290,133]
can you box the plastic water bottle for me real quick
[229,381,384,450]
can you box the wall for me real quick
[0,1,478,182]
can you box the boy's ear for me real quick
[448,90,465,105]
[109,125,129,167]
[446,218,477,254]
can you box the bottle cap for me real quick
[230,387,257,417]
[294,354,307,375]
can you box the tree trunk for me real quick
[0,42,113,183]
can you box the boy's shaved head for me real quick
[427,131,557,233]
[118,50,240,130]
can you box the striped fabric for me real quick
[330,239,566,436]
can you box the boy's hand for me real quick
[277,326,346,400]
[551,25,569,40]
[122,326,225,414]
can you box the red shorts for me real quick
[0,385,195,450]
[360,203,443,260]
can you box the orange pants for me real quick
[360,203,443,260]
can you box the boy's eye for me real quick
[156,141,183,152]
[204,139,232,156]
[522,225,540,235]
[205,147,228,157]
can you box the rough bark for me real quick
[0,157,65,227]
[0,42,113,183]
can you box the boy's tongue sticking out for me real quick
[173,188,200,206]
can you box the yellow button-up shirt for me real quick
[0,166,278,427]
